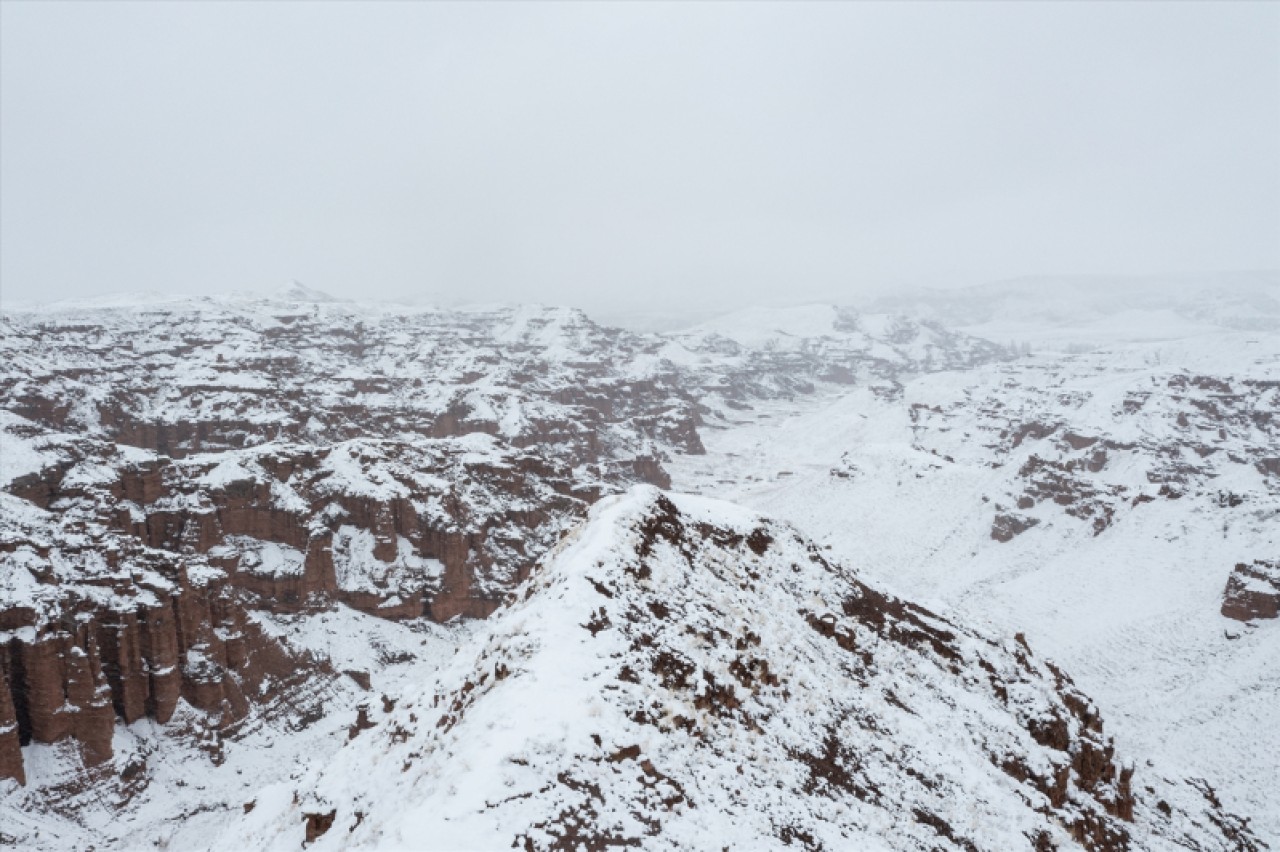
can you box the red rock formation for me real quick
[93,442,588,622]
[0,596,325,783]
[304,809,337,843]
[0,530,332,785]
[0,654,27,785]
[139,599,183,724]
[99,610,152,724]
[1221,560,1280,621]
[4,628,115,768]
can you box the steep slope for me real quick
[670,330,1280,840]
[222,488,1258,851]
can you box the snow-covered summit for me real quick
[223,487,1256,851]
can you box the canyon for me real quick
[1,278,1277,848]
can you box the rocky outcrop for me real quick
[991,511,1039,542]
[1012,454,1122,536]
[0,593,322,784]
[120,440,586,619]
[0,500,331,784]
[1,629,116,768]
[3,418,591,624]
[0,670,22,785]
[303,809,337,843]
[1222,560,1280,622]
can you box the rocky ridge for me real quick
[225,488,1259,851]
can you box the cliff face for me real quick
[0,420,599,784]
[10,421,592,615]
[0,492,334,784]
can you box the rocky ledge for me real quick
[1222,560,1280,622]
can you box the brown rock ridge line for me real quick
[589,494,1151,850]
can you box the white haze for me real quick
[1,1,1277,313]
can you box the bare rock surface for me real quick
[1222,560,1280,622]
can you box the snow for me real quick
[868,272,1280,347]
[229,537,306,578]
[332,527,442,595]
[667,328,1280,840]
[211,486,1246,851]
[318,444,411,500]
[0,411,62,486]
[686,303,845,346]
[0,547,42,604]
[2,282,1277,847]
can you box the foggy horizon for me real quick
[2,1,1278,313]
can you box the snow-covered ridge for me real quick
[222,487,1256,851]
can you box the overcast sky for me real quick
[1,1,1277,311]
